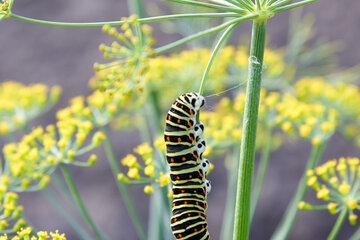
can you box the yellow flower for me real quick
[144,164,155,177]
[127,168,140,180]
[157,173,170,187]
[143,185,154,195]
[121,154,139,168]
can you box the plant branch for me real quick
[60,164,108,240]
[101,129,146,240]
[9,12,237,28]
[42,189,92,240]
[156,14,258,54]
[327,209,347,240]
[271,142,327,240]
[250,127,273,222]
[273,0,319,13]
[167,0,247,14]
[198,23,237,95]
[232,19,267,240]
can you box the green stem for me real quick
[271,142,327,240]
[9,13,237,28]
[101,130,146,240]
[349,226,360,240]
[220,147,240,240]
[198,23,237,95]
[250,127,273,222]
[272,0,319,13]
[127,0,146,17]
[42,189,92,240]
[167,0,247,14]
[155,14,258,54]
[60,164,108,240]
[232,20,267,240]
[327,209,347,240]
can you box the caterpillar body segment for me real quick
[164,92,210,240]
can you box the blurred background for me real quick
[0,0,359,239]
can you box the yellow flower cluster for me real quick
[0,192,27,235]
[276,95,338,146]
[57,90,138,128]
[117,142,171,195]
[295,78,360,147]
[200,89,283,153]
[296,78,360,121]
[147,47,234,109]
[0,81,61,135]
[299,157,360,225]
[93,15,155,94]
[0,0,12,18]
[2,122,104,191]
[0,227,66,240]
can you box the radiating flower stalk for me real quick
[299,157,360,240]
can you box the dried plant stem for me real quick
[327,209,347,240]
[271,142,327,240]
[60,164,108,240]
[250,127,273,221]
[233,19,267,240]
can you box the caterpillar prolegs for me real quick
[165,92,211,240]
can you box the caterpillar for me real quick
[165,92,211,240]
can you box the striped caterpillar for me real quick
[164,92,211,240]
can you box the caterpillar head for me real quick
[183,92,205,111]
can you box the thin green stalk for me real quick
[271,142,327,240]
[349,226,360,240]
[273,0,318,13]
[9,12,237,28]
[101,130,146,240]
[42,189,92,240]
[233,19,267,240]
[220,147,240,240]
[60,164,108,240]
[167,0,247,14]
[156,14,258,54]
[127,0,146,17]
[198,23,238,95]
[327,209,347,240]
[250,127,273,222]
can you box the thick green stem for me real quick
[271,142,327,240]
[102,130,146,240]
[60,164,108,240]
[250,127,273,222]
[327,209,347,240]
[233,20,267,240]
